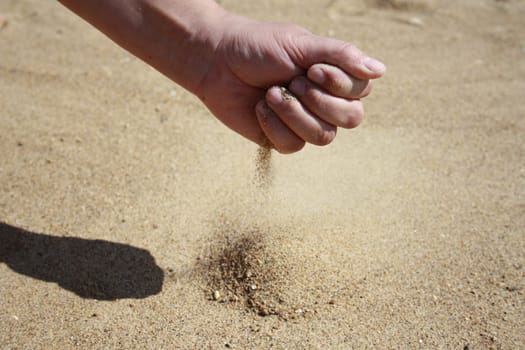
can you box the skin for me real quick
[58,0,385,154]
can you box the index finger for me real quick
[307,63,372,99]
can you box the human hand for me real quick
[57,0,384,153]
[195,14,385,153]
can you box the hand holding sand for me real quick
[200,18,385,153]
[58,0,385,153]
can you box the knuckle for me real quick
[305,87,328,109]
[337,42,361,62]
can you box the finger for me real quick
[294,36,386,80]
[255,100,305,154]
[265,86,337,146]
[289,76,364,129]
[307,63,372,99]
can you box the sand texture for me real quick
[1,0,524,348]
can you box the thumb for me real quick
[293,34,386,80]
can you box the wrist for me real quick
[139,0,232,94]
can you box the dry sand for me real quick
[1,0,524,348]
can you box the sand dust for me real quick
[254,145,273,191]
[278,86,296,101]
[203,145,303,318]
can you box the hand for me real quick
[57,0,384,154]
[195,15,386,153]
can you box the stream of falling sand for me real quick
[255,144,273,191]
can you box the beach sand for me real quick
[1,0,524,348]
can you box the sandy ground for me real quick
[1,0,524,348]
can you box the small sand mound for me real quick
[203,223,289,317]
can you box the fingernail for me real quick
[290,78,306,96]
[256,101,274,121]
[363,57,386,73]
[266,87,283,105]
[308,66,325,85]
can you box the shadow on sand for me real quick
[0,222,164,300]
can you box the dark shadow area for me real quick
[0,222,164,300]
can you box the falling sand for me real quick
[202,144,309,318]
[254,144,273,191]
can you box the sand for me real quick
[1,0,524,348]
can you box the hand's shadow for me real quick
[0,222,164,300]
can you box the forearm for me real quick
[57,0,228,93]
